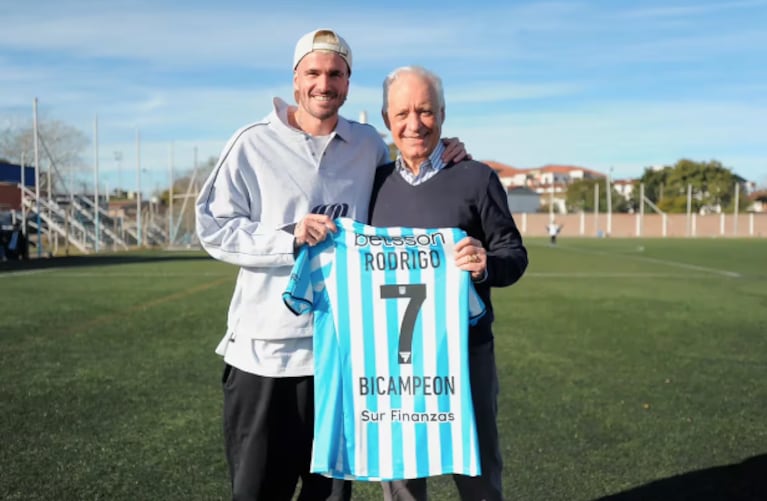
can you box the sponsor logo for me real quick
[312,203,349,219]
[354,232,445,248]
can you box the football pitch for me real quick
[1,238,765,500]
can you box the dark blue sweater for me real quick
[368,159,528,345]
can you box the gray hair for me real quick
[382,66,445,113]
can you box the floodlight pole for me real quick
[114,151,123,195]
[93,115,100,252]
[33,97,42,258]
[136,128,142,247]
[20,152,26,234]
[168,142,174,245]
[46,156,52,207]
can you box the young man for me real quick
[195,30,467,501]
[369,66,529,501]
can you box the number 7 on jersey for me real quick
[379,283,426,365]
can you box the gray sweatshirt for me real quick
[196,97,388,376]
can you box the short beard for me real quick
[306,93,348,120]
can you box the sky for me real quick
[1,0,766,195]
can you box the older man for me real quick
[196,30,469,501]
[368,66,528,501]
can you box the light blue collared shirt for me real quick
[395,141,446,186]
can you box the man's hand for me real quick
[454,236,486,282]
[294,214,337,246]
[441,137,472,163]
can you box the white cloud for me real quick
[2,1,765,188]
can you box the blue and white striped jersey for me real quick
[283,218,485,481]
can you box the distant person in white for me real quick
[195,28,469,501]
[547,220,563,246]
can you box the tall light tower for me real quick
[93,116,100,251]
[113,151,123,196]
[135,129,142,247]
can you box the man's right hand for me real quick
[294,214,337,247]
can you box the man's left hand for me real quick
[454,236,486,282]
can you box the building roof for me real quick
[483,161,606,179]
[507,186,538,195]
[536,164,605,177]
[484,160,524,178]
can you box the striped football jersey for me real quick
[283,218,485,481]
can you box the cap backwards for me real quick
[293,28,352,74]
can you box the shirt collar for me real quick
[395,140,446,184]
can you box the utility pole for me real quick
[113,151,123,197]
[20,152,26,234]
[93,115,100,252]
[168,142,174,245]
[136,129,142,247]
[33,97,42,258]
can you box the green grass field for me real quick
[1,238,765,500]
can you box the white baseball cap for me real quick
[293,28,352,74]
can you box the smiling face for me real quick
[293,50,350,127]
[383,71,445,172]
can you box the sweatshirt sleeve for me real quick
[479,169,529,287]
[195,129,297,268]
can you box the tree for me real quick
[157,156,217,206]
[637,165,672,203]
[388,142,398,162]
[639,159,747,213]
[0,119,88,194]
[565,177,630,213]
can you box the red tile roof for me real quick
[484,160,524,178]
[482,161,606,179]
[537,164,604,177]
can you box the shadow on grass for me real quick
[0,251,212,273]
[596,454,766,501]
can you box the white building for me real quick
[486,161,605,214]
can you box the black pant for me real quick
[381,340,504,501]
[222,365,351,501]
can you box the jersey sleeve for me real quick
[468,282,486,326]
[283,245,314,315]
